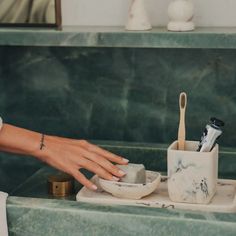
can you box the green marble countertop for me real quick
[1,26,236,48]
[3,141,236,236]
[7,197,236,236]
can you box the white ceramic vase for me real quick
[167,0,195,32]
[126,0,152,31]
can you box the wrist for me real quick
[32,134,52,161]
[0,124,42,156]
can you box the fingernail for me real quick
[122,158,129,163]
[118,170,126,176]
[91,185,98,190]
[112,176,120,181]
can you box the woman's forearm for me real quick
[0,123,128,190]
[0,124,41,156]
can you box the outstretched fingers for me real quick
[79,157,121,181]
[73,171,97,190]
[76,148,126,178]
[82,141,129,164]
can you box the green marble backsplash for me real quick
[0,46,236,147]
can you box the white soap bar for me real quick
[117,164,146,184]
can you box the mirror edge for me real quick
[55,0,62,30]
[0,0,62,30]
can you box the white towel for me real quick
[0,192,8,236]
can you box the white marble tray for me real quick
[76,176,236,213]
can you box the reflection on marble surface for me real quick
[0,152,44,193]
[0,47,236,147]
[11,166,80,200]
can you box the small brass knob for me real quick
[47,173,74,197]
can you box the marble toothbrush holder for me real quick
[167,141,218,204]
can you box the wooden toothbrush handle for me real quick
[178,109,186,150]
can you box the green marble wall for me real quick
[0,46,236,147]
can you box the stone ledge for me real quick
[0,26,236,48]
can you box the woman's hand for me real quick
[0,124,128,190]
[36,135,129,190]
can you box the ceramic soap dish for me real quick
[99,171,161,200]
[76,176,236,213]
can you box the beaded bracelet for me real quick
[40,134,46,150]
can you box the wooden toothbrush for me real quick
[178,92,187,150]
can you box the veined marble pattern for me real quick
[7,190,236,236]
[168,163,211,204]
[0,47,236,147]
[1,141,235,236]
[0,30,236,235]
[168,141,218,204]
[77,176,236,213]
[1,27,236,48]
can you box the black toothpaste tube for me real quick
[197,117,224,152]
